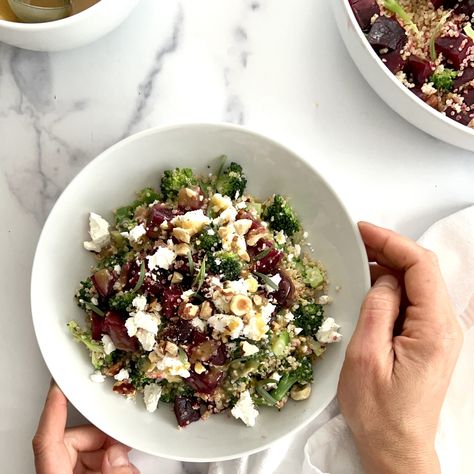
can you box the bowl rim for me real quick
[30,122,370,462]
[0,0,138,30]
[342,0,474,137]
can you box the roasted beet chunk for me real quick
[273,273,295,308]
[103,311,138,352]
[463,88,474,106]
[435,34,473,70]
[453,66,474,90]
[380,49,406,73]
[454,0,474,16]
[186,368,225,394]
[406,56,433,85]
[92,269,115,298]
[368,16,407,51]
[444,106,474,126]
[349,0,380,31]
[91,314,105,340]
[430,0,443,7]
[146,204,175,239]
[161,285,183,318]
[189,340,228,366]
[174,396,201,427]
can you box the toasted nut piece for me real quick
[245,276,259,293]
[246,228,267,246]
[230,294,253,316]
[218,226,234,251]
[234,219,253,235]
[160,221,169,230]
[172,227,191,243]
[194,361,206,374]
[103,361,124,377]
[253,294,262,306]
[174,242,190,256]
[179,302,200,320]
[148,351,160,364]
[210,193,232,213]
[200,301,213,319]
[290,384,311,401]
[165,341,179,356]
[238,250,250,262]
[171,272,183,284]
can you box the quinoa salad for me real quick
[350,0,474,127]
[69,158,341,428]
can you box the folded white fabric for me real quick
[131,206,474,474]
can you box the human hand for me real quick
[338,222,463,474]
[33,381,139,474]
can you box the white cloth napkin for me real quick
[131,207,474,474]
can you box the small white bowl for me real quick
[0,0,140,51]
[31,123,370,461]
[331,0,474,151]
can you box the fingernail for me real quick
[373,274,399,290]
[108,446,130,468]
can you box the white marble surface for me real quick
[1,0,474,472]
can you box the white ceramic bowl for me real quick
[31,123,370,461]
[331,0,474,151]
[0,0,140,51]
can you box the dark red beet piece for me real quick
[163,319,195,345]
[113,382,136,395]
[253,247,283,274]
[189,339,228,366]
[273,273,295,308]
[453,67,474,90]
[146,204,176,239]
[103,311,138,352]
[368,16,407,51]
[349,0,380,31]
[444,106,474,125]
[406,56,433,85]
[410,86,425,100]
[380,49,406,74]
[91,314,105,340]
[463,88,474,106]
[435,34,473,70]
[92,269,115,298]
[430,0,443,7]
[161,285,183,318]
[454,0,474,16]
[186,368,225,394]
[174,396,201,427]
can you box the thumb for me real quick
[351,274,401,355]
[102,444,139,474]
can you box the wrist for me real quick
[353,435,440,474]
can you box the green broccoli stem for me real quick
[270,373,298,402]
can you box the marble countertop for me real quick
[1,0,474,472]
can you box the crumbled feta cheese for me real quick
[155,355,190,378]
[243,313,268,341]
[181,289,195,302]
[83,213,110,252]
[241,341,259,356]
[114,369,129,381]
[113,264,121,273]
[261,302,276,322]
[147,246,176,271]
[235,201,247,209]
[171,210,210,235]
[136,329,156,351]
[132,294,147,311]
[90,370,106,383]
[143,383,162,413]
[191,317,207,332]
[231,390,259,427]
[126,310,159,336]
[294,327,303,335]
[294,244,301,257]
[207,228,216,235]
[316,317,342,343]
[208,314,244,339]
[267,371,281,388]
[91,296,99,306]
[227,279,249,296]
[283,311,295,322]
[102,334,116,355]
[129,224,147,243]
[317,295,331,305]
[265,274,282,293]
[303,231,309,239]
[274,230,286,245]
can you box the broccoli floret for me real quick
[114,187,160,230]
[195,226,221,252]
[294,303,324,337]
[209,251,242,281]
[75,278,94,310]
[108,291,135,312]
[68,321,105,368]
[160,381,194,403]
[262,194,300,236]
[215,162,247,199]
[160,168,197,200]
[270,357,313,402]
[129,357,154,389]
[430,69,457,92]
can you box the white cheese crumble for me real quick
[241,341,259,356]
[147,246,176,271]
[265,274,282,293]
[83,213,110,252]
[208,314,244,339]
[274,230,286,245]
[90,370,106,383]
[243,313,268,341]
[283,311,295,322]
[191,317,207,332]
[181,289,195,302]
[143,383,162,412]
[136,329,157,351]
[267,371,281,388]
[101,334,116,355]
[114,369,129,381]
[129,223,147,243]
[231,390,259,427]
[294,327,303,335]
[294,244,301,257]
[227,279,249,296]
[113,264,121,274]
[155,355,190,378]
[261,302,276,322]
[132,294,147,311]
[316,317,342,343]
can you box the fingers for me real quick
[34,380,68,444]
[64,425,108,453]
[350,274,401,360]
[102,444,140,474]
